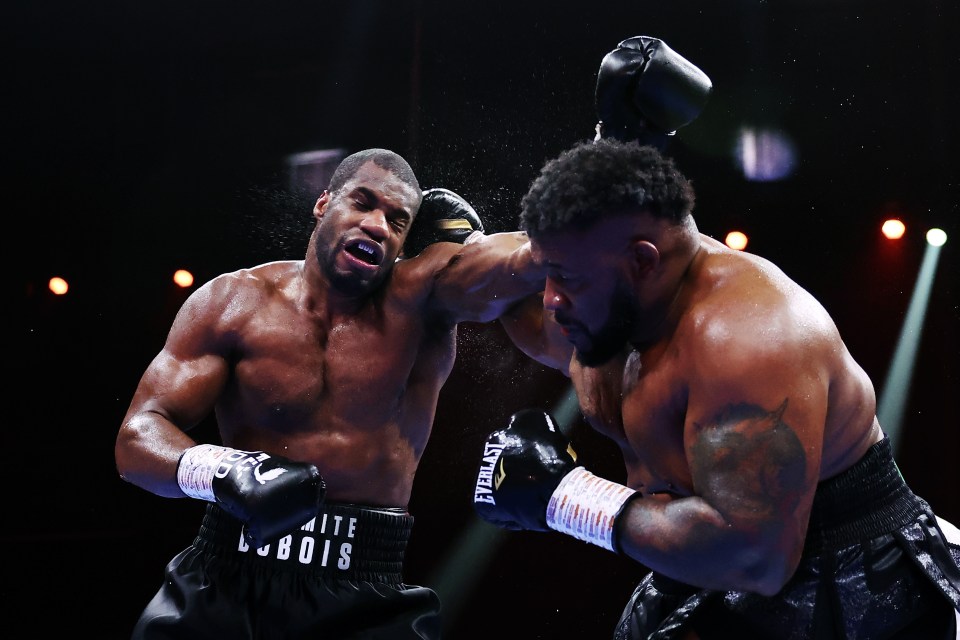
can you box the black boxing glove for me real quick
[177,444,326,549]
[595,35,712,149]
[473,409,639,552]
[403,187,485,258]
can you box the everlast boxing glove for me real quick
[177,444,326,549]
[473,409,639,552]
[595,35,712,149]
[403,187,485,258]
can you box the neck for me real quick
[299,253,371,319]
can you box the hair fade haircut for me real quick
[519,138,695,237]
[327,148,421,196]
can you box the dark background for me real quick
[12,1,958,638]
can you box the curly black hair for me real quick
[328,148,421,196]
[519,138,695,236]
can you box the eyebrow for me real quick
[351,186,377,202]
[352,186,412,220]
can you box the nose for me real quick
[359,209,390,241]
[543,278,569,311]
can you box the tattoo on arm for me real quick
[690,400,806,525]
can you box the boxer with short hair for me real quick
[484,138,960,638]
[116,147,542,639]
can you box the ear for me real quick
[631,240,660,277]
[313,191,331,220]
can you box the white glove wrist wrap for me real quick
[545,467,637,552]
[177,444,233,502]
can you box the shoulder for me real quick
[680,250,840,378]
[178,261,301,325]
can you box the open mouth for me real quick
[344,239,383,267]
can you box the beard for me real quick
[574,285,638,367]
[315,233,390,297]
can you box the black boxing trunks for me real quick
[131,502,441,640]
[614,436,960,639]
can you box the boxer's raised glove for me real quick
[473,408,639,552]
[177,444,326,549]
[595,35,712,149]
[403,187,484,258]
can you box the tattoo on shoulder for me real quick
[690,400,806,521]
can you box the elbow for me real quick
[114,424,136,482]
[735,543,802,596]
[115,417,151,483]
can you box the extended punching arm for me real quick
[595,35,712,149]
[177,444,326,549]
[473,409,639,552]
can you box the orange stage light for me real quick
[881,219,906,240]
[49,276,69,295]
[725,231,748,251]
[173,269,195,288]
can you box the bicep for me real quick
[117,315,232,494]
[685,344,828,544]
[125,286,233,430]
[129,347,230,429]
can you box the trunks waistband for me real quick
[194,502,414,582]
[805,436,929,554]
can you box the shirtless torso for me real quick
[175,259,458,507]
[117,158,541,510]
[573,234,882,501]
[502,226,885,593]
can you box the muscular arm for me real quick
[616,309,830,594]
[423,231,548,323]
[115,278,235,498]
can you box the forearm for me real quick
[117,412,326,549]
[115,412,198,498]
[437,232,547,323]
[473,410,799,595]
[616,494,795,595]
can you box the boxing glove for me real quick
[595,35,712,149]
[473,409,639,552]
[177,444,326,549]
[403,187,485,258]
